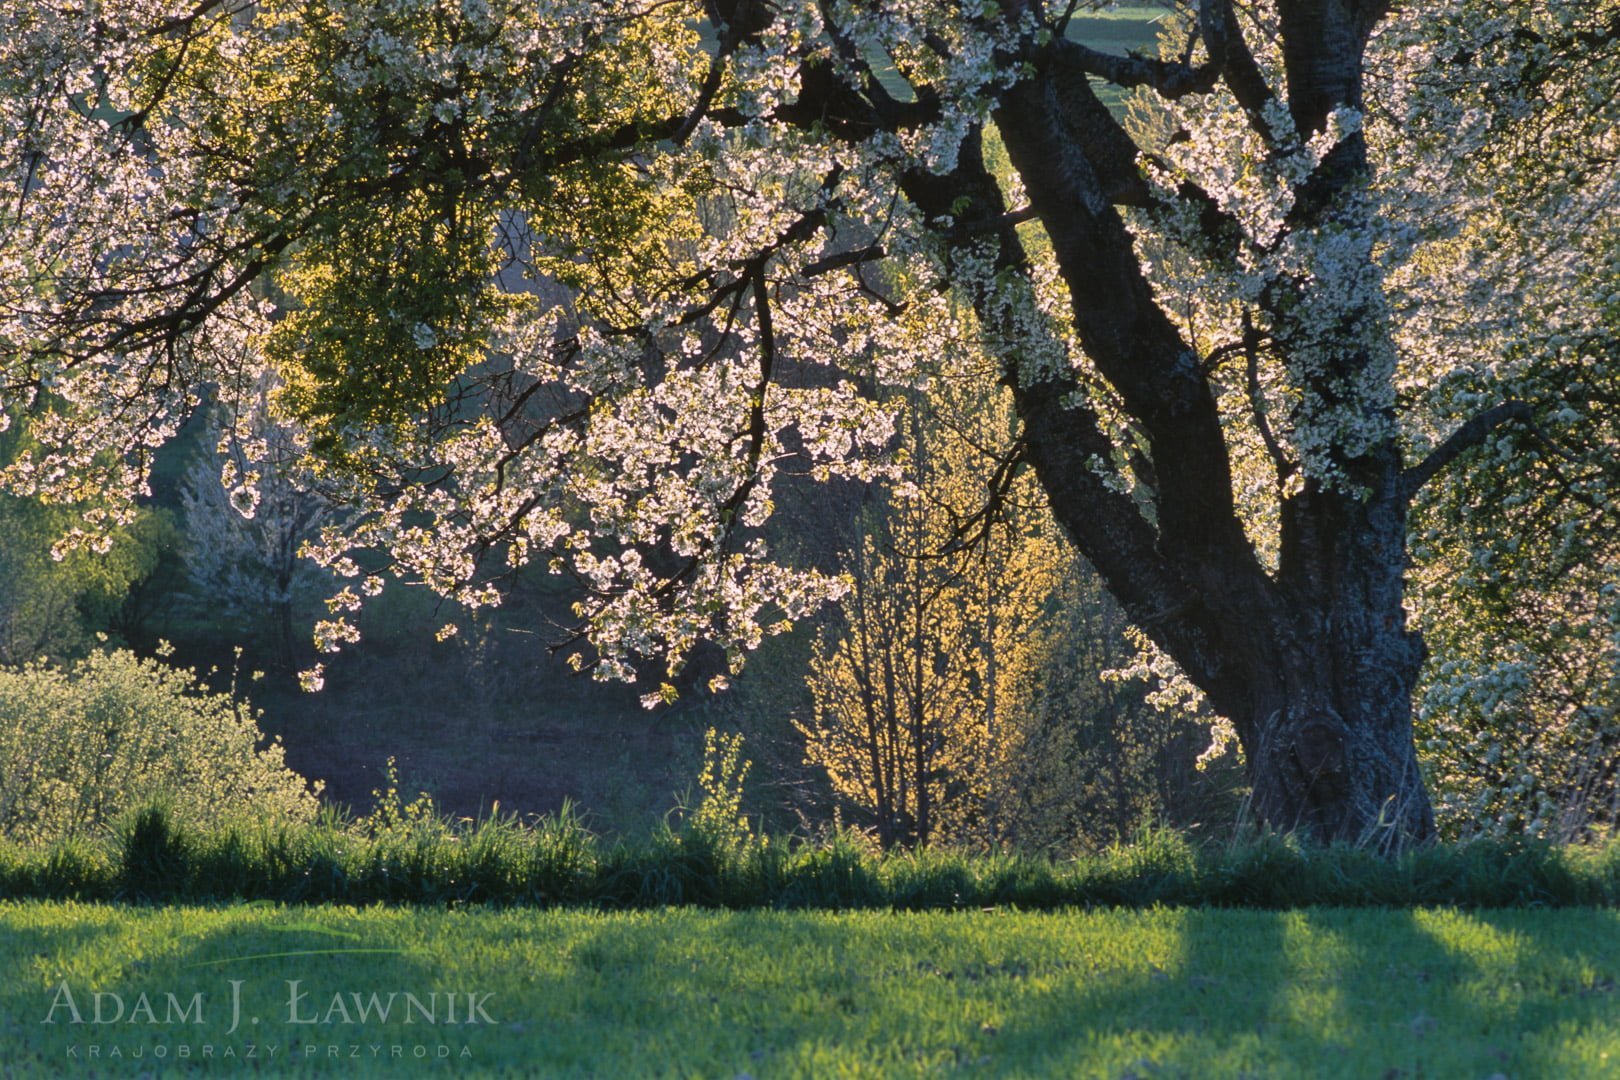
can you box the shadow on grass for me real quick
[2,905,1617,1077]
[681,908,1620,1078]
[982,908,1619,1078]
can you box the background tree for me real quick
[180,377,342,671]
[0,648,321,845]
[796,372,1057,848]
[799,360,1220,849]
[3,0,1616,847]
[1382,1,1620,838]
[998,568,1241,850]
[0,431,175,666]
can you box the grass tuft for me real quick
[2,805,1617,910]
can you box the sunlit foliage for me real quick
[2,0,1616,840]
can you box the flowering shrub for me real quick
[0,649,321,845]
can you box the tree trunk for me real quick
[890,22,1440,847]
[1240,411,1437,842]
[277,593,297,673]
[1245,692,1432,847]
[1245,507,1435,845]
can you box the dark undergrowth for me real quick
[2,806,1616,909]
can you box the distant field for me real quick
[3,902,1616,1077]
[1068,3,1172,44]
[857,4,1164,108]
[1069,5,1170,113]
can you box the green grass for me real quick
[1067,5,1174,42]
[5,809,1620,909]
[1,901,1616,1077]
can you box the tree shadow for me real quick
[682,906,1620,1077]
[1396,907,1620,1078]
[976,906,1620,1078]
[5,904,1617,1077]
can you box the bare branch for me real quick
[800,245,885,279]
[145,0,247,39]
[1353,1,1395,36]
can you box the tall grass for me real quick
[0,807,1616,909]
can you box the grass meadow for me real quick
[1,902,1616,1077]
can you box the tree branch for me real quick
[1242,316,1294,486]
[1352,1,1395,36]
[1200,0,1280,141]
[1401,400,1532,501]
[1051,37,1221,99]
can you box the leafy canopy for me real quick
[0,1,1616,838]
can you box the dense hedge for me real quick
[1,807,1617,909]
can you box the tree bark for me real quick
[1241,463,1435,846]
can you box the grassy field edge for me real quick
[4,808,1620,910]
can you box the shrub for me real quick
[0,648,321,845]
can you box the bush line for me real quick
[1,807,1616,909]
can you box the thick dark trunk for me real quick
[1075,456,1437,847]
[1248,436,1436,844]
[1131,438,1436,844]
[1238,582,1435,845]
[934,30,1435,847]
[1245,691,1432,847]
